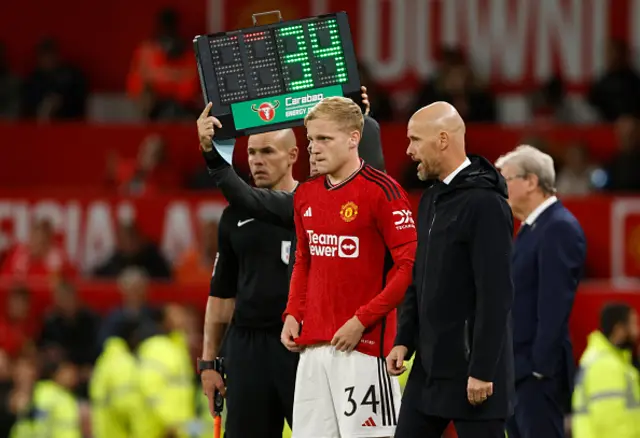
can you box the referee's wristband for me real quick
[202,147,228,172]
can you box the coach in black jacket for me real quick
[388,102,515,438]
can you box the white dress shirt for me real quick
[443,158,471,185]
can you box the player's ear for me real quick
[349,130,361,150]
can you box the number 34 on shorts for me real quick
[292,347,401,438]
[344,383,397,427]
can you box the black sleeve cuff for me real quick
[394,332,416,358]
[202,148,228,172]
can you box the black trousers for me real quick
[505,376,565,438]
[222,325,298,438]
[395,401,505,438]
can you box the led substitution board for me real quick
[193,12,361,140]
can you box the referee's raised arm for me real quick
[197,103,295,229]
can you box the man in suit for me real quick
[495,145,587,438]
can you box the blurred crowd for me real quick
[2,8,640,126]
[2,5,640,438]
[0,268,210,437]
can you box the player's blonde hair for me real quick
[304,96,364,135]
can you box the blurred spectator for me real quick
[174,219,219,284]
[556,143,595,196]
[90,316,145,438]
[107,133,181,195]
[0,42,21,119]
[39,282,100,368]
[136,304,196,437]
[606,115,640,192]
[530,76,577,124]
[0,218,76,283]
[126,8,199,121]
[588,39,640,122]
[412,46,497,122]
[0,286,38,357]
[97,267,159,348]
[0,349,16,436]
[93,222,172,279]
[10,350,81,437]
[22,38,87,121]
[572,302,640,437]
[358,61,394,121]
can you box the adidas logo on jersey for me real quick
[362,417,377,427]
[303,207,312,217]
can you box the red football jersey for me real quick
[286,161,417,357]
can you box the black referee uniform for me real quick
[211,204,298,437]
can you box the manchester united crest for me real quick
[340,201,358,223]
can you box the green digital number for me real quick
[278,25,314,91]
[308,20,348,84]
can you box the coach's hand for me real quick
[281,315,303,352]
[361,86,371,116]
[201,369,225,416]
[386,346,408,376]
[197,102,222,152]
[467,376,493,406]
[331,316,365,352]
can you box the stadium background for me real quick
[1,0,640,436]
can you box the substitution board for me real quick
[193,12,361,140]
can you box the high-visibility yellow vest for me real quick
[90,337,144,438]
[10,380,80,438]
[136,331,197,438]
[572,331,640,438]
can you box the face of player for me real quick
[307,117,359,176]
[308,144,318,177]
[248,133,297,189]
[406,118,443,181]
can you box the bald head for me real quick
[410,102,465,146]
[406,102,468,181]
[248,128,296,151]
[247,128,298,189]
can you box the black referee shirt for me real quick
[210,205,292,329]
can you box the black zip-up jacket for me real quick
[202,115,386,280]
[396,155,516,420]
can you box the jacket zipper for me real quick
[464,319,471,361]
[421,199,437,297]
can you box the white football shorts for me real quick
[292,345,401,438]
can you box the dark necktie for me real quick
[516,223,530,242]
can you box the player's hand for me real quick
[201,369,225,416]
[386,345,408,376]
[331,316,365,352]
[467,376,493,406]
[281,315,303,352]
[361,86,371,116]
[197,102,222,152]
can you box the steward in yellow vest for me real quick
[572,303,640,438]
